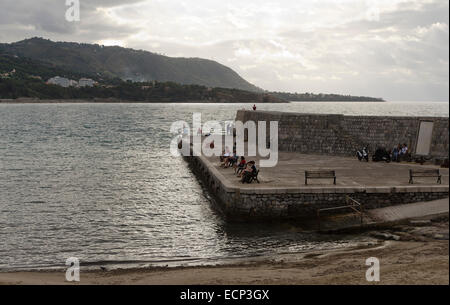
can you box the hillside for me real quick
[0,53,101,82]
[0,37,262,92]
[0,54,283,103]
[0,38,385,102]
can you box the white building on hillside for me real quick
[78,78,95,87]
[47,76,96,88]
[47,76,71,87]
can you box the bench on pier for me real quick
[409,169,442,184]
[305,170,336,185]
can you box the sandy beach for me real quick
[1,220,448,285]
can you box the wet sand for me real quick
[1,220,448,285]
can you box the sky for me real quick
[0,0,448,101]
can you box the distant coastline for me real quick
[0,98,385,104]
[269,91,385,102]
[0,98,286,104]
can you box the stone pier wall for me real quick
[186,155,449,222]
[184,111,449,222]
[236,110,449,157]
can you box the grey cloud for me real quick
[0,0,448,101]
[0,0,142,42]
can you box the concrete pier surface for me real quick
[367,198,449,223]
[318,198,449,232]
[186,148,448,221]
[204,152,449,189]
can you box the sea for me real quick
[0,101,448,271]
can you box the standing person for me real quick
[252,104,257,111]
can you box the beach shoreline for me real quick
[1,220,448,285]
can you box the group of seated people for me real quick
[391,143,409,162]
[219,147,258,183]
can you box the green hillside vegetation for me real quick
[0,53,102,83]
[0,37,262,92]
[0,54,282,102]
[0,40,385,103]
[0,78,281,103]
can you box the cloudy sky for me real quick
[0,0,448,101]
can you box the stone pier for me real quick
[184,111,449,222]
[185,152,448,221]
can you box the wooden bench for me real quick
[305,170,336,185]
[409,169,442,184]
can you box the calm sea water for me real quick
[0,102,448,271]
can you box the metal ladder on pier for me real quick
[316,196,365,231]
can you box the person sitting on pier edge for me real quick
[402,143,409,155]
[234,156,246,174]
[219,148,225,163]
[226,150,238,168]
[240,161,257,183]
[392,145,400,162]
[238,160,255,178]
[399,143,409,161]
[252,104,257,111]
[220,147,231,167]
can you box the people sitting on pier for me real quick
[398,143,409,161]
[219,149,225,163]
[401,143,408,155]
[226,151,238,168]
[238,160,256,178]
[220,147,231,167]
[240,161,257,183]
[234,156,246,174]
[392,144,400,162]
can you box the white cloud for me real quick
[0,0,448,101]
